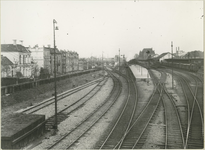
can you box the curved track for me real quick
[163,67,203,149]
[98,67,138,149]
[47,70,123,149]
[151,69,184,149]
[99,68,165,149]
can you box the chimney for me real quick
[20,40,23,45]
[47,44,51,48]
[13,39,16,45]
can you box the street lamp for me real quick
[171,41,173,89]
[53,19,59,130]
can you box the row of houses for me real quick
[1,40,87,78]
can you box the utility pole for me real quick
[171,41,173,89]
[119,48,120,71]
[102,51,104,73]
[53,19,58,130]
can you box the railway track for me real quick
[114,68,185,149]
[173,70,203,149]
[98,67,138,149]
[19,78,103,114]
[162,82,184,148]
[150,69,184,148]
[96,68,164,149]
[45,77,108,129]
[46,70,123,149]
[163,68,203,149]
[106,69,164,149]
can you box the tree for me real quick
[1,65,11,77]
[30,62,39,78]
[39,67,50,79]
[16,71,23,78]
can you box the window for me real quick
[23,55,25,64]
[19,55,21,64]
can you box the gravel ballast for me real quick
[73,74,129,149]
[32,77,114,149]
[142,69,185,148]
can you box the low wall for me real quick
[1,69,100,96]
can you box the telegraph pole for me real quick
[171,41,173,89]
[102,51,104,73]
[119,48,120,71]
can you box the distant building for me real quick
[1,40,32,77]
[1,55,13,77]
[29,45,80,76]
[67,51,79,72]
[139,48,155,59]
[29,45,51,76]
[60,50,67,74]
[50,47,62,75]
[158,52,172,62]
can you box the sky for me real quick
[1,1,204,60]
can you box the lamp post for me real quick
[171,41,173,89]
[53,19,58,130]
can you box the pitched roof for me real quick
[1,55,13,66]
[1,44,30,53]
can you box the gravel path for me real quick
[32,77,113,149]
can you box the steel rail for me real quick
[163,67,203,149]
[113,69,138,149]
[173,71,203,148]
[105,68,160,149]
[150,69,185,148]
[21,78,103,114]
[173,71,203,125]
[132,85,163,149]
[14,77,108,148]
[110,69,164,149]
[46,70,122,149]
[163,82,185,148]
[99,69,136,149]
[66,72,122,149]
[44,77,108,129]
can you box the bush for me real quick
[39,67,50,79]
[16,71,23,78]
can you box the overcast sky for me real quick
[1,1,203,60]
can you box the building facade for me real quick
[50,47,62,76]
[29,45,51,76]
[139,48,155,59]
[1,55,13,77]
[1,41,32,78]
